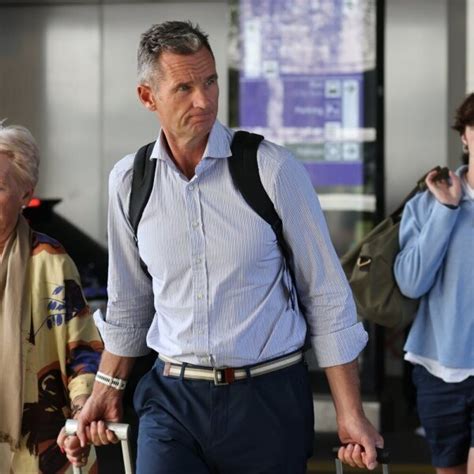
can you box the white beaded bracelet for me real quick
[95,371,127,390]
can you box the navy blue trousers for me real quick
[133,359,314,474]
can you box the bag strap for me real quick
[129,141,157,240]
[128,133,296,292]
[228,131,308,340]
[127,131,308,345]
[228,131,292,265]
[390,165,445,220]
[128,133,290,255]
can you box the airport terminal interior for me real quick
[1,0,473,472]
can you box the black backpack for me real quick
[128,130,294,277]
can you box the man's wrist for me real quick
[92,350,136,395]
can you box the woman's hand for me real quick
[57,428,91,467]
[425,169,462,207]
[56,394,91,467]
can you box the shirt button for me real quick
[196,257,202,264]
[188,185,194,191]
[192,221,199,228]
[197,293,203,300]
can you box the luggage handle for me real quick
[64,419,134,474]
[332,446,390,473]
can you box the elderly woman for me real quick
[395,92,474,474]
[0,122,103,473]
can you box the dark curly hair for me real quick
[137,21,213,87]
[452,92,474,165]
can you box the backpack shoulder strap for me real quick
[228,131,290,260]
[229,131,309,346]
[129,141,157,240]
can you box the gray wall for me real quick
[385,0,468,214]
[0,2,228,245]
[469,0,474,91]
[447,0,467,171]
[385,0,448,214]
[0,5,102,239]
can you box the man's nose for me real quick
[193,88,211,109]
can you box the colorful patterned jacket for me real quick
[12,232,103,474]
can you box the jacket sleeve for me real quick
[59,254,103,402]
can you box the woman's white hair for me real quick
[0,119,40,190]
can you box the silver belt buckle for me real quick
[213,367,229,386]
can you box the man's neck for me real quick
[162,132,209,180]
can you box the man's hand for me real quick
[64,350,136,447]
[325,359,384,471]
[56,390,122,466]
[425,168,462,207]
[336,411,384,470]
[75,390,123,447]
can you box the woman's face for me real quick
[0,152,32,240]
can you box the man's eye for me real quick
[178,85,189,92]
[206,78,216,86]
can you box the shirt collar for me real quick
[149,120,232,163]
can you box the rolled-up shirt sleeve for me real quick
[259,143,368,367]
[95,155,155,357]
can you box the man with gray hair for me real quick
[74,20,383,473]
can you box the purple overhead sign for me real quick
[236,0,375,188]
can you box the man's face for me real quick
[148,48,219,144]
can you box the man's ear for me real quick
[137,84,157,111]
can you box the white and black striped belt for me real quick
[158,351,304,386]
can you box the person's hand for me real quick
[425,168,462,207]
[75,390,123,447]
[336,411,384,470]
[57,428,90,467]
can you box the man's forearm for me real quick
[324,357,384,469]
[325,358,364,419]
[92,350,136,396]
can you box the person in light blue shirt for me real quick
[394,92,474,474]
[71,20,382,473]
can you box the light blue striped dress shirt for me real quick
[95,120,367,368]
